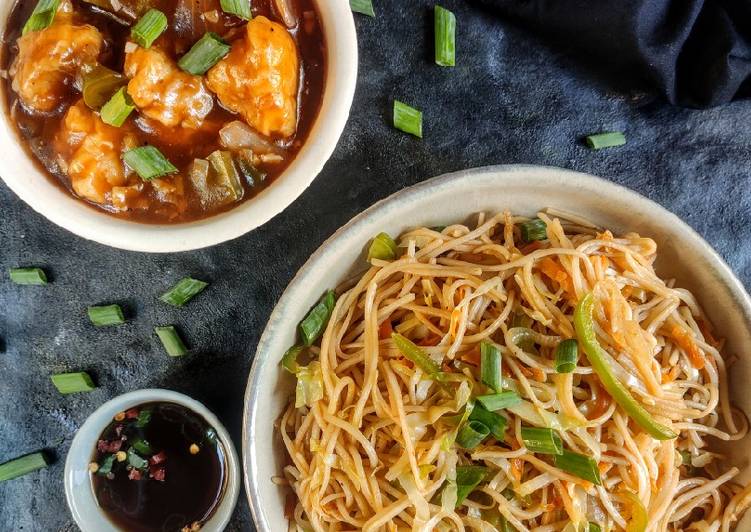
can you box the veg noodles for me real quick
[277,210,751,531]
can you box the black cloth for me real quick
[475,0,751,108]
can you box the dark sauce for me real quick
[0,0,326,223]
[91,402,226,532]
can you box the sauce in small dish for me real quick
[90,401,226,532]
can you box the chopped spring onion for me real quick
[349,0,374,16]
[456,420,490,449]
[127,448,148,470]
[135,409,152,428]
[392,333,447,382]
[123,146,178,181]
[131,9,168,48]
[520,218,547,242]
[476,391,521,411]
[520,426,563,455]
[589,523,602,532]
[480,341,502,392]
[468,403,507,440]
[178,32,231,75]
[130,437,152,455]
[50,372,96,394]
[434,5,455,67]
[22,0,60,35]
[555,338,578,373]
[87,304,125,326]
[97,454,115,476]
[300,290,336,346]
[155,326,188,357]
[83,65,126,109]
[585,131,626,150]
[9,267,47,285]
[393,100,423,138]
[159,277,208,307]
[455,465,487,505]
[553,450,602,485]
[281,345,304,373]
[100,87,135,127]
[220,0,251,19]
[367,232,398,261]
[0,452,48,481]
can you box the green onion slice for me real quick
[97,454,115,476]
[127,448,148,470]
[0,452,48,481]
[83,65,127,110]
[178,32,231,75]
[553,450,602,485]
[555,338,578,373]
[468,403,507,440]
[393,100,423,138]
[88,304,125,326]
[22,0,60,35]
[480,341,502,392]
[434,5,455,67]
[135,409,152,428]
[520,427,563,455]
[281,345,305,373]
[455,465,487,505]
[392,333,447,382]
[9,267,47,285]
[220,0,251,20]
[51,372,96,394]
[585,131,626,150]
[130,437,152,455]
[476,391,522,411]
[349,0,374,16]
[131,9,168,48]
[589,523,602,532]
[520,218,547,242]
[367,232,398,261]
[123,146,178,181]
[155,326,188,357]
[100,87,135,127]
[456,420,490,449]
[159,277,208,307]
[299,290,336,346]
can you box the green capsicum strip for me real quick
[392,333,447,382]
[574,292,677,441]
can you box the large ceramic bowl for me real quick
[0,0,357,252]
[242,165,751,530]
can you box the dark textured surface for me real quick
[1,1,750,531]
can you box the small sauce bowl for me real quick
[65,389,240,531]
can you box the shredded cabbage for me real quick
[295,361,324,408]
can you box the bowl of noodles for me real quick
[243,165,751,531]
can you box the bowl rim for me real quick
[0,0,358,253]
[241,164,751,531]
[64,388,241,532]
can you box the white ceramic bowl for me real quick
[243,165,751,531]
[0,1,357,252]
[65,389,240,531]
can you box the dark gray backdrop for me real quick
[1,0,749,530]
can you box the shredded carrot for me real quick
[697,318,722,349]
[598,462,613,475]
[510,458,524,483]
[460,346,481,366]
[539,257,574,296]
[378,320,393,340]
[448,308,462,338]
[519,240,542,255]
[530,366,546,382]
[661,364,681,384]
[671,325,706,369]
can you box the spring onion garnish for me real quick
[88,304,125,326]
[468,403,507,440]
[82,65,126,109]
[135,409,152,428]
[281,345,305,373]
[97,454,115,476]
[178,32,231,75]
[50,372,96,394]
[349,0,374,16]
[0,452,49,481]
[553,450,602,485]
[455,420,490,449]
[127,448,148,470]
[434,5,455,67]
[393,100,423,138]
[100,87,135,127]
[9,267,47,285]
[455,465,487,505]
[155,326,188,357]
[130,437,152,455]
[22,0,60,35]
[159,277,208,307]
[520,427,563,455]
[131,9,168,48]
[554,338,578,373]
[367,232,398,261]
[585,131,626,150]
[574,293,677,440]
[123,146,178,181]
[220,0,251,20]
[589,523,602,532]
[480,341,502,392]
[476,391,521,411]
[300,290,336,346]
[520,218,547,242]
[392,333,447,382]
